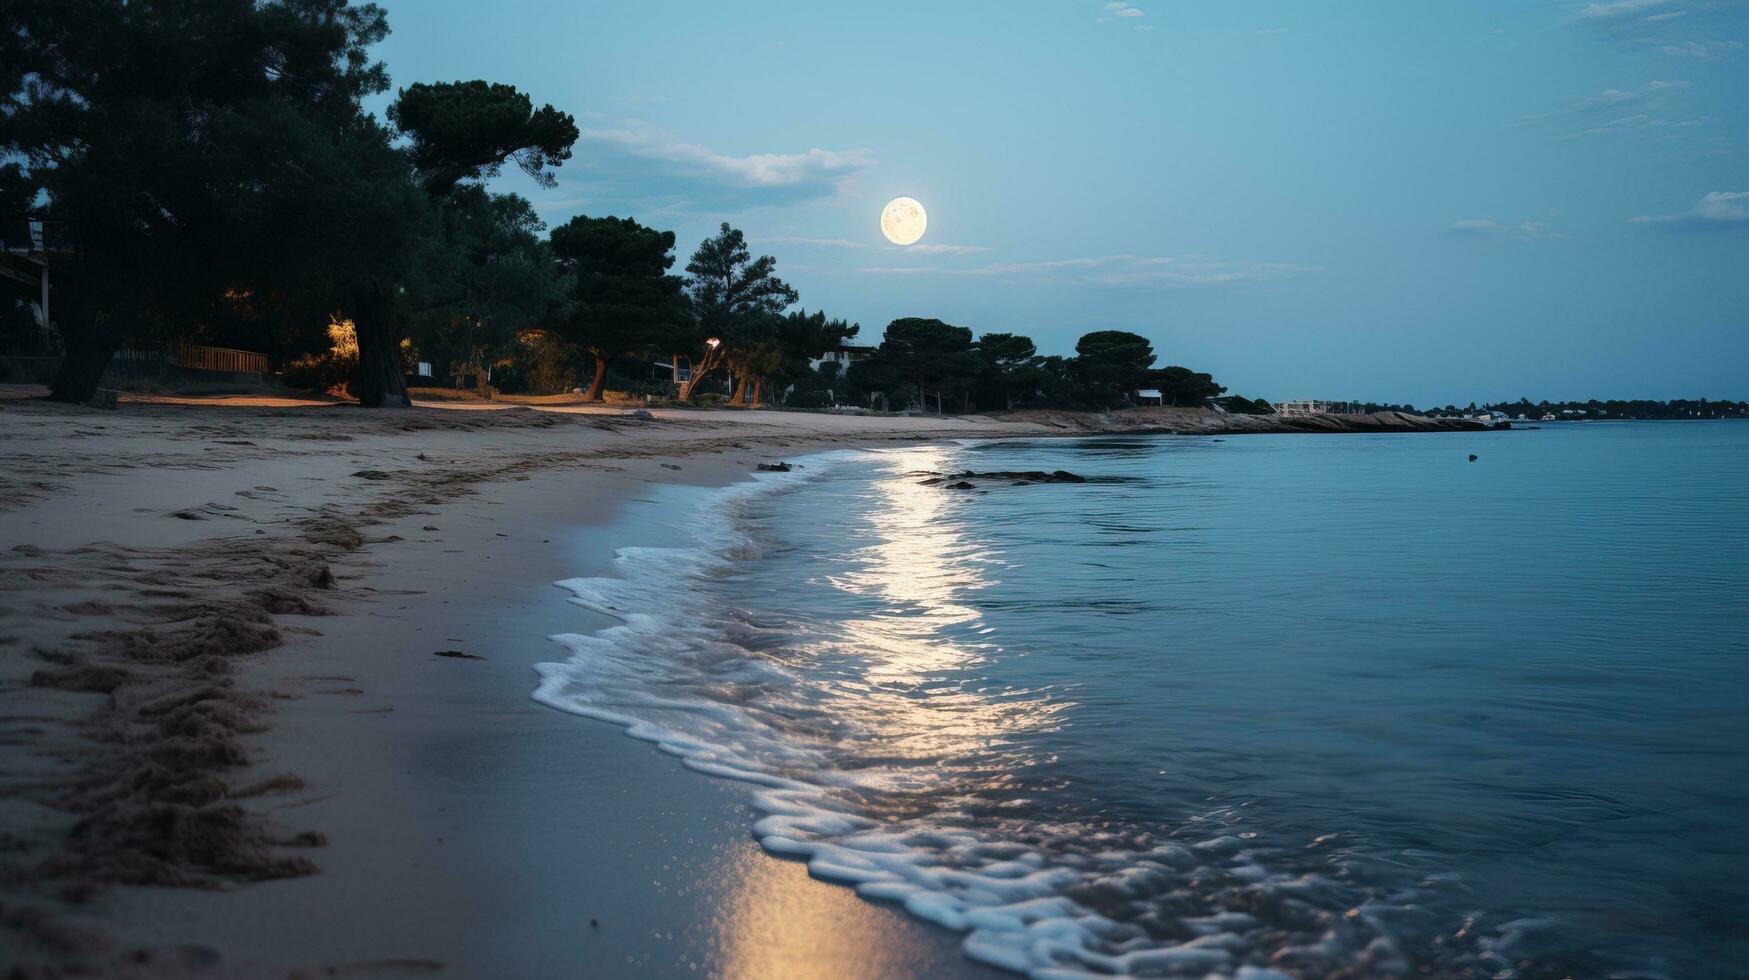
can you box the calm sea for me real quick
[535,422,1749,979]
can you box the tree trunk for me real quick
[729,371,748,406]
[583,348,608,401]
[47,313,117,405]
[678,345,723,402]
[469,351,492,399]
[750,377,763,406]
[352,289,410,407]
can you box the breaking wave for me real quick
[531,449,1584,978]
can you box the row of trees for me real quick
[5,2,583,405]
[820,322,1238,414]
[3,2,1243,415]
[1344,398,1749,419]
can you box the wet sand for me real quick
[0,391,1037,977]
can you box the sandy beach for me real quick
[0,390,1054,978]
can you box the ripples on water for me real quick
[534,423,1749,978]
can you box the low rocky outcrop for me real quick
[920,469,1090,487]
[1000,406,1494,435]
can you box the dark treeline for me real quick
[807,323,1247,415]
[3,2,1249,414]
[1387,399,1749,420]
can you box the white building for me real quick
[809,345,875,373]
[1275,399,1358,416]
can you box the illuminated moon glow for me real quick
[880,197,927,246]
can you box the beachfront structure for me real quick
[1,217,75,354]
[1276,399,1359,416]
[809,344,875,373]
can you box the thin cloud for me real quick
[566,121,876,212]
[1659,38,1745,57]
[859,253,1310,287]
[1097,2,1152,30]
[901,244,990,255]
[1576,0,1678,22]
[1629,190,1749,227]
[1568,0,1747,59]
[1570,79,1689,112]
[1537,80,1706,140]
[1447,218,1566,240]
[767,236,864,248]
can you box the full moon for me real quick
[880,197,927,246]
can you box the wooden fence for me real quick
[172,344,269,375]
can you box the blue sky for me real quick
[369,0,1748,405]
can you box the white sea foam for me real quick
[530,454,1496,978]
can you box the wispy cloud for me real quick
[1576,0,1679,22]
[1097,2,1152,30]
[900,243,990,255]
[766,236,864,248]
[565,121,876,212]
[1563,112,1709,140]
[1570,79,1689,112]
[1447,218,1566,240]
[1568,0,1747,59]
[858,253,1309,287]
[1535,79,1708,140]
[1629,190,1749,227]
[1658,37,1745,57]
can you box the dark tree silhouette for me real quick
[549,215,691,401]
[681,224,796,401]
[1073,330,1156,409]
[389,80,578,196]
[6,0,392,404]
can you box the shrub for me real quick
[280,319,358,395]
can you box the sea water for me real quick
[534,422,1749,979]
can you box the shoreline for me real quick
[0,394,1040,977]
[0,391,1486,976]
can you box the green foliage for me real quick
[549,214,691,398]
[976,332,1049,410]
[1149,365,1226,407]
[4,0,396,401]
[770,310,858,404]
[681,224,797,399]
[685,224,798,337]
[281,320,360,394]
[1073,330,1156,408]
[389,80,579,195]
[850,317,980,412]
[1215,395,1275,415]
[403,186,558,392]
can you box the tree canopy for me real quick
[549,215,691,400]
[388,80,578,196]
[4,5,1236,416]
[4,0,396,402]
[680,223,797,401]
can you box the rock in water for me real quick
[1469,454,1478,462]
[757,462,792,472]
